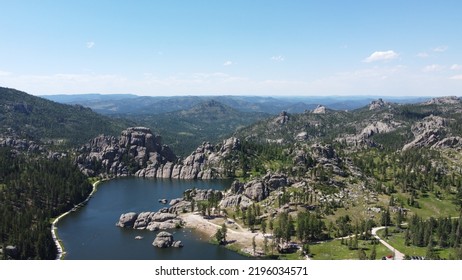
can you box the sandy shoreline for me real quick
[180,212,265,255]
[51,179,103,260]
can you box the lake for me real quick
[57,177,247,260]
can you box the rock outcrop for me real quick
[116,209,182,231]
[403,115,447,151]
[423,96,460,105]
[77,126,242,179]
[360,121,397,138]
[336,118,401,149]
[0,136,43,154]
[220,173,289,208]
[116,212,138,228]
[312,105,326,114]
[369,98,388,110]
[152,231,183,248]
[273,111,289,125]
[77,127,175,177]
[137,137,240,180]
[432,137,462,149]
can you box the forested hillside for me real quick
[0,148,92,259]
[0,87,133,146]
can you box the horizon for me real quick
[38,92,445,99]
[1,1,461,97]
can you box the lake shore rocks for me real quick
[116,210,182,231]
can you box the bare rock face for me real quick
[432,137,462,149]
[312,105,326,114]
[274,111,289,125]
[79,126,242,180]
[360,121,396,138]
[137,137,240,180]
[243,181,268,201]
[369,98,388,110]
[219,194,253,209]
[295,132,308,141]
[77,127,175,177]
[403,115,448,151]
[311,143,337,163]
[222,173,289,205]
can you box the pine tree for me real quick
[370,244,377,260]
[358,249,367,260]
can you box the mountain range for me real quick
[2,86,462,260]
[41,93,430,115]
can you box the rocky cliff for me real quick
[135,137,240,179]
[76,127,176,177]
[77,127,241,179]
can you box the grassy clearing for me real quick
[309,239,391,260]
[376,227,457,259]
[411,193,459,218]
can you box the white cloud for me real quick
[450,75,462,80]
[417,52,429,58]
[86,41,95,49]
[271,55,285,62]
[422,64,444,72]
[450,64,462,71]
[363,50,399,63]
[0,70,11,76]
[223,61,233,66]
[433,46,448,52]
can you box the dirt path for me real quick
[371,226,405,260]
[180,212,264,255]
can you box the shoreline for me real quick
[180,212,265,257]
[51,179,105,260]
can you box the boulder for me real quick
[152,231,174,248]
[218,194,253,209]
[152,231,183,248]
[172,241,184,248]
[169,198,182,206]
[243,181,268,202]
[151,212,177,222]
[116,212,138,228]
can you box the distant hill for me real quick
[40,93,138,104]
[41,94,430,115]
[0,87,133,146]
[234,96,462,151]
[124,100,270,156]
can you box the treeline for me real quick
[404,215,462,259]
[0,148,92,259]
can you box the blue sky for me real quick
[0,0,461,96]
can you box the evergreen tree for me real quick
[370,244,377,260]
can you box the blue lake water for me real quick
[57,177,247,260]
